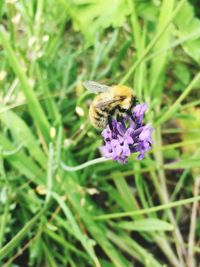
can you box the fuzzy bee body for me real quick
[83,81,137,129]
[89,106,107,129]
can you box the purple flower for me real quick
[134,103,148,126]
[100,103,153,163]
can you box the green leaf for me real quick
[136,1,159,22]
[0,110,46,168]
[165,158,200,170]
[173,63,191,87]
[0,207,46,260]
[0,133,45,184]
[175,1,200,63]
[52,192,100,266]
[150,0,174,96]
[58,0,131,43]
[0,28,50,141]
[117,219,174,232]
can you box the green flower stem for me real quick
[61,157,109,172]
[93,195,200,221]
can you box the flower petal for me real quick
[100,102,152,163]
[134,103,148,117]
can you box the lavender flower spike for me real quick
[100,103,153,164]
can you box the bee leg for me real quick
[117,114,123,123]
[108,114,113,130]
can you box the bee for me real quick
[83,81,137,129]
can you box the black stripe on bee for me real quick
[101,107,109,113]
[109,106,117,116]
[118,106,128,113]
[110,105,127,116]
[94,116,100,121]
[96,109,103,117]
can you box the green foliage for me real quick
[175,1,200,63]
[0,0,200,266]
[59,0,131,44]
[149,0,174,97]
[117,218,174,232]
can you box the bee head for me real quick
[120,96,131,109]
[120,95,138,111]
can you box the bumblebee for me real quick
[83,81,137,129]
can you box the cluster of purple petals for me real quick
[100,103,153,164]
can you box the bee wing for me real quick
[83,80,111,93]
[94,96,126,108]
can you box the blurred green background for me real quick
[0,0,200,266]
